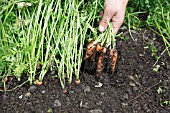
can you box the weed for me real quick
[157,87,163,94]
[161,100,170,106]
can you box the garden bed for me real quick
[0,29,170,113]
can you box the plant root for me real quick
[96,47,106,80]
[83,41,118,81]
[109,49,118,73]
[83,40,96,61]
[90,44,103,62]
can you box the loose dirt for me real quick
[0,29,170,113]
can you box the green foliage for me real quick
[125,0,170,67]
[0,0,169,91]
[157,85,170,107]
[157,87,163,94]
[0,0,103,90]
[161,100,170,106]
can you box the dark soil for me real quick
[0,29,170,113]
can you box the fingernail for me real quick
[99,25,105,32]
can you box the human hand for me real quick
[98,0,128,34]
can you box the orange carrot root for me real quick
[90,44,104,62]
[110,49,118,73]
[96,44,103,52]
[96,48,106,78]
[36,80,43,86]
[83,40,97,60]
[75,79,81,85]
[90,50,96,62]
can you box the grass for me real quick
[126,0,170,105]
[126,0,170,66]
[0,0,102,91]
[147,0,170,57]
[0,0,169,91]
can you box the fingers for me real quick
[98,6,116,32]
[98,1,127,34]
[112,16,124,34]
[112,10,125,34]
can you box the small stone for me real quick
[54,99,61,107]
[28,85,37,92]
[139,53,144,57]
[129,75,135,80]
[134,81,141,86]
[101,92,104,95]
[80,101,83,107]
[166,64,170,70]
[139,65,143,69]
[42,90,45,94]
[66,97,69,101]
[96,101,102,105]
[84,86,90,92]
[127,88,133,95]
[82,84,85,89]
[19,95,23,99]
[133,86,138,91]
[89,109,103,113]
[122,94,129,100]
[146,109,151,113]
[83,102,89,108]
[94,82,103,88]
[129,81,135,87]
[70,90,74,94]
[25,92,31,97]
[134,38,138,41]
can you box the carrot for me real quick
[90,44,104,62]
[96,47,106,78]
[75,79,81,85]
[63,89,68,94]
[36,80,43,86]
[109,49,118,73]
[83,40,96,60]
[3,77,8,82]
[96,44,103,52]
[102,47,107,53]
[90,50,96,61]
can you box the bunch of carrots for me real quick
[83,23,118,80]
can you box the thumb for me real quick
[98,7,113,32]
